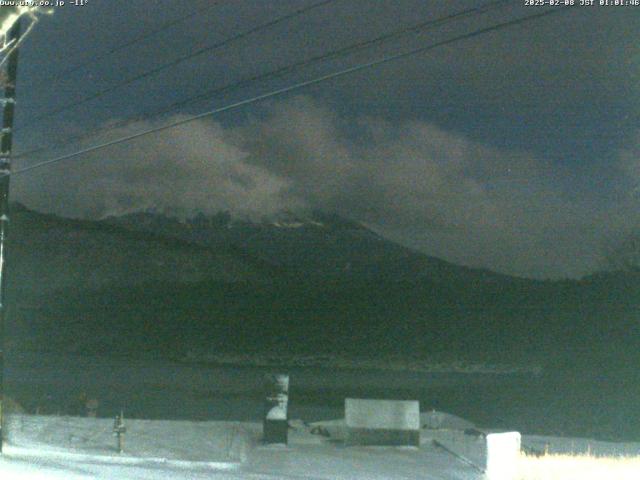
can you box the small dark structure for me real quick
[263,373,289,444]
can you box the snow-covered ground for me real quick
[182,351,543,376]
[2,412,640,479]
[0,413,484,479]
[2,352,637,478]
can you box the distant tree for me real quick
[604,232,640,272]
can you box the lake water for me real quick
[6,352,638,442]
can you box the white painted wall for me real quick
[345,399,419,430]
[486,432,521,480]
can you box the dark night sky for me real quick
[7,0,640,278]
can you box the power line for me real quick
[15,0,511,160]
[10,7,571,178]
[31,2,224,87]
[18,0,338,129]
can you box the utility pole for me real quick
[0,18,21,454]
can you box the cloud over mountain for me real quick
[13,96,640,278]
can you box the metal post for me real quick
[0,18,21,454]
[113,410,126,454]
